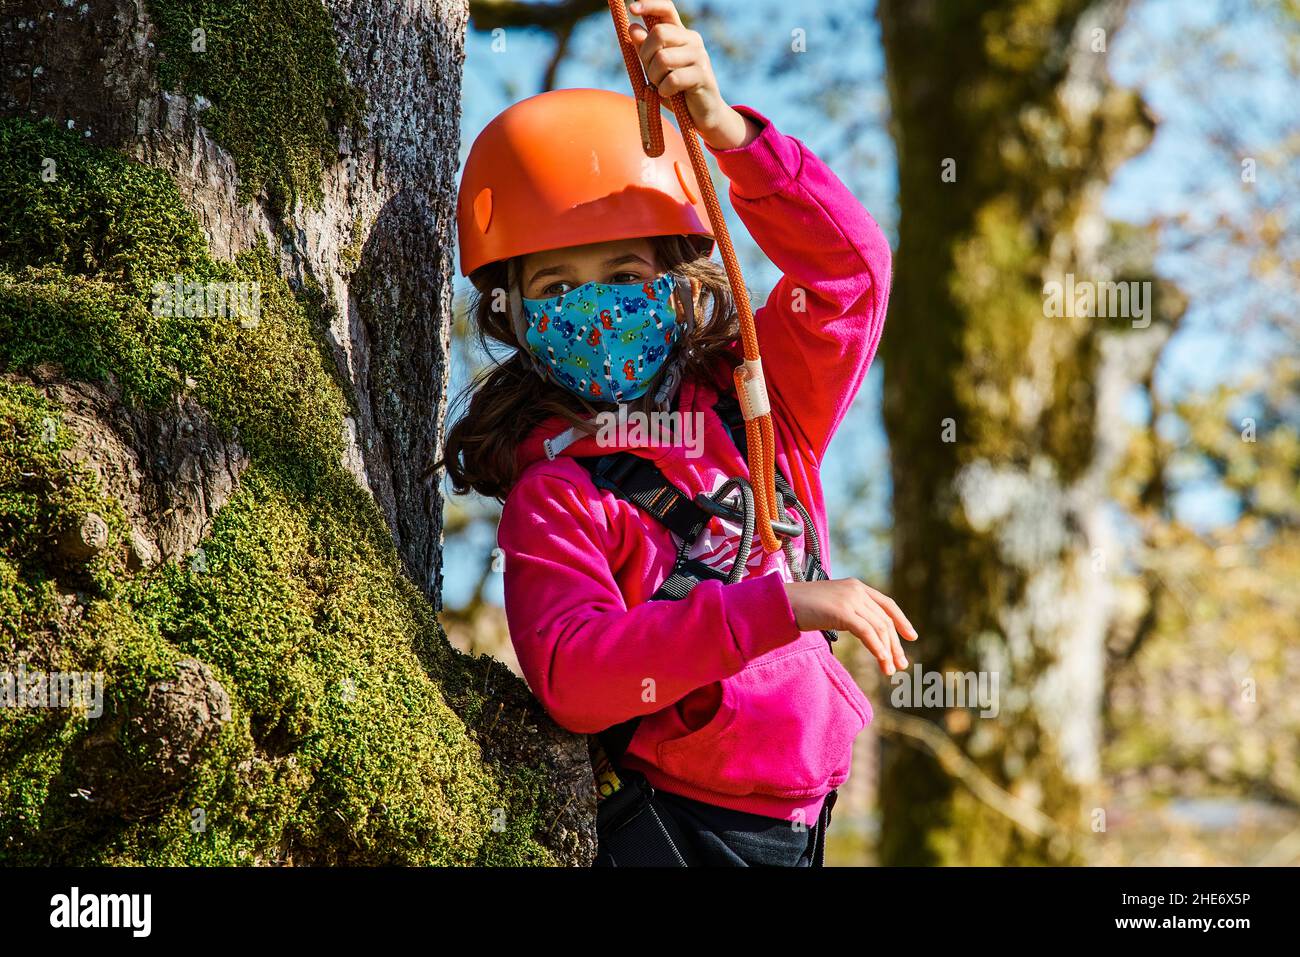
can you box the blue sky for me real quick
[441,0,1294,607]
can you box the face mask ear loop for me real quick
[508,259,550,382]
[674,272,697,339]
[653,272,694,410]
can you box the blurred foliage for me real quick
[1108,360,1300,808]
[1097,0,1300,862]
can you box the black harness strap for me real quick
[580,451,710,544]
[652,557,732,600]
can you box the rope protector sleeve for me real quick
[735,357,770,421]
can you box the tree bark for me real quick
[2,0,454,602]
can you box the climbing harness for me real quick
[579,394,839,866]
[607,0,785,557]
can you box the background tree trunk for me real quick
[875,0,1158,864]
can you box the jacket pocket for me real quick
[655,634,871,799]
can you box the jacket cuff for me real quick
[703,104,802,200]
[721,571,801,661]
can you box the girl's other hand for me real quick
[626,0,758,151]
[783,579,918,676]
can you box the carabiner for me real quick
[694,490,803,539]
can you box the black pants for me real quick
[653,788,833,866]
[592,766,837,867]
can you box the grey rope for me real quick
[706,477,756,585]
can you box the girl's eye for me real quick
[611,272,643,284]
[541,281,574,296]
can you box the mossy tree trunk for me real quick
[0,0,596,864]
[3,0,454,600]
[875,0,1156,864]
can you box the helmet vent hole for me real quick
[473,187,493,233]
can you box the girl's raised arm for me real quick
[706,104,893,464]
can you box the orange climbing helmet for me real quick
[456,87,715,283]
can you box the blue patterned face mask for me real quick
[520,272,681,402]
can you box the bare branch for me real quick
[874,709,1076,857]
[542,22,577,91]
[468,0,611,33]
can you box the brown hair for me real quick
[434,234,740,501]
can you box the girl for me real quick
[444,0,915,866]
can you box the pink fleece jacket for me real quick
[496,103,892,824]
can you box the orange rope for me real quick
[607,0,782,553]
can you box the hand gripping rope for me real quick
[607,0,784,554]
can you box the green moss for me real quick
[0,119,555,865]
[148,0,363,212]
